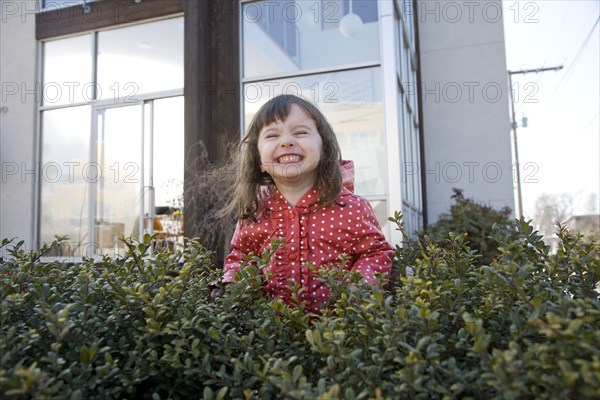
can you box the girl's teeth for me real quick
[279,155,301,163]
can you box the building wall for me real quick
[0,1,38,246]
[0,0,518,251]
[416,0,515,221]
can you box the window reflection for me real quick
[96,105,143,255]
[153,97,184,209]
[40,106,90,255]
[97,17,183,100]
[43,35,92,106]
[243,0,380,78]
[243,67,387,198]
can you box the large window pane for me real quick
[243,67,386,197]
[153,97,184,210]
[370,200,389,234]
[411,121,421,209]
[398,88,409,202]
[97,17,183,100]
[43,35,92,106]
[243,0,380,78]
[150,97,185,249]
[405,103,415,206]
[96,105,143,255]
[40,106,90,255]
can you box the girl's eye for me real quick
[295,131,308,135]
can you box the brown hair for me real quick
[223,94,342,220]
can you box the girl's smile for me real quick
[277,154,303,164]
[257,104,322,188]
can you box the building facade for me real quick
[0,0,514,258]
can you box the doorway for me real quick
[92,96,184,257]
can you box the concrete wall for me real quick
[416,0,515,222]
[0,0,38,246]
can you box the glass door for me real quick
[90,96,184,257]
[145,97,185,253]
[93,104,143,256]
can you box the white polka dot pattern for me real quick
[223,165,393,313]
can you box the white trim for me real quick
[379,0,404,245]
[242,61,381,84]
[91,31,98,100]
[91,88,183,110]
[139,102,147,245]
[32,38,43,249]
[88,107,100,257]
[38,88,184,112]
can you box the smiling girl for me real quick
[221,95,393,313]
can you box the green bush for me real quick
[1,216,599,399]
[420,188,514,265]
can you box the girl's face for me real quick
[257,104,323,189]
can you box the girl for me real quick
[221,94,393,313]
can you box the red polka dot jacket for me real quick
[223,161,394,313]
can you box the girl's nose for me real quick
[280,134,295,147]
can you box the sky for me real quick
[501,0,600,218]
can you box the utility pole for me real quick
[508,65,563,218]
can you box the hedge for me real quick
[1,215,599,399]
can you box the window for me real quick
[97,18,184,99]
[241,0,388,231]
[242,0,380,78]
[243,67,387,198]
[43,35,92,106]
[394,3,423,237]
[39,17,184,257]
[40,106,91,249]
[241,0,425,236]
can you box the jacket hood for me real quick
[340,160,355,193]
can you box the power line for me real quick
[547,1,573,50]
[574,112,600,138]
[549,15,600,100]
[517,6,542,70]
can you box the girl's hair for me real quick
[224,94,342,220]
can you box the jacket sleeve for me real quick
[351,199,394,284]
[222,220,249,283]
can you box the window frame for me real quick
[36,12,185,258]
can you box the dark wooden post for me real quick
[184,0,240,262]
